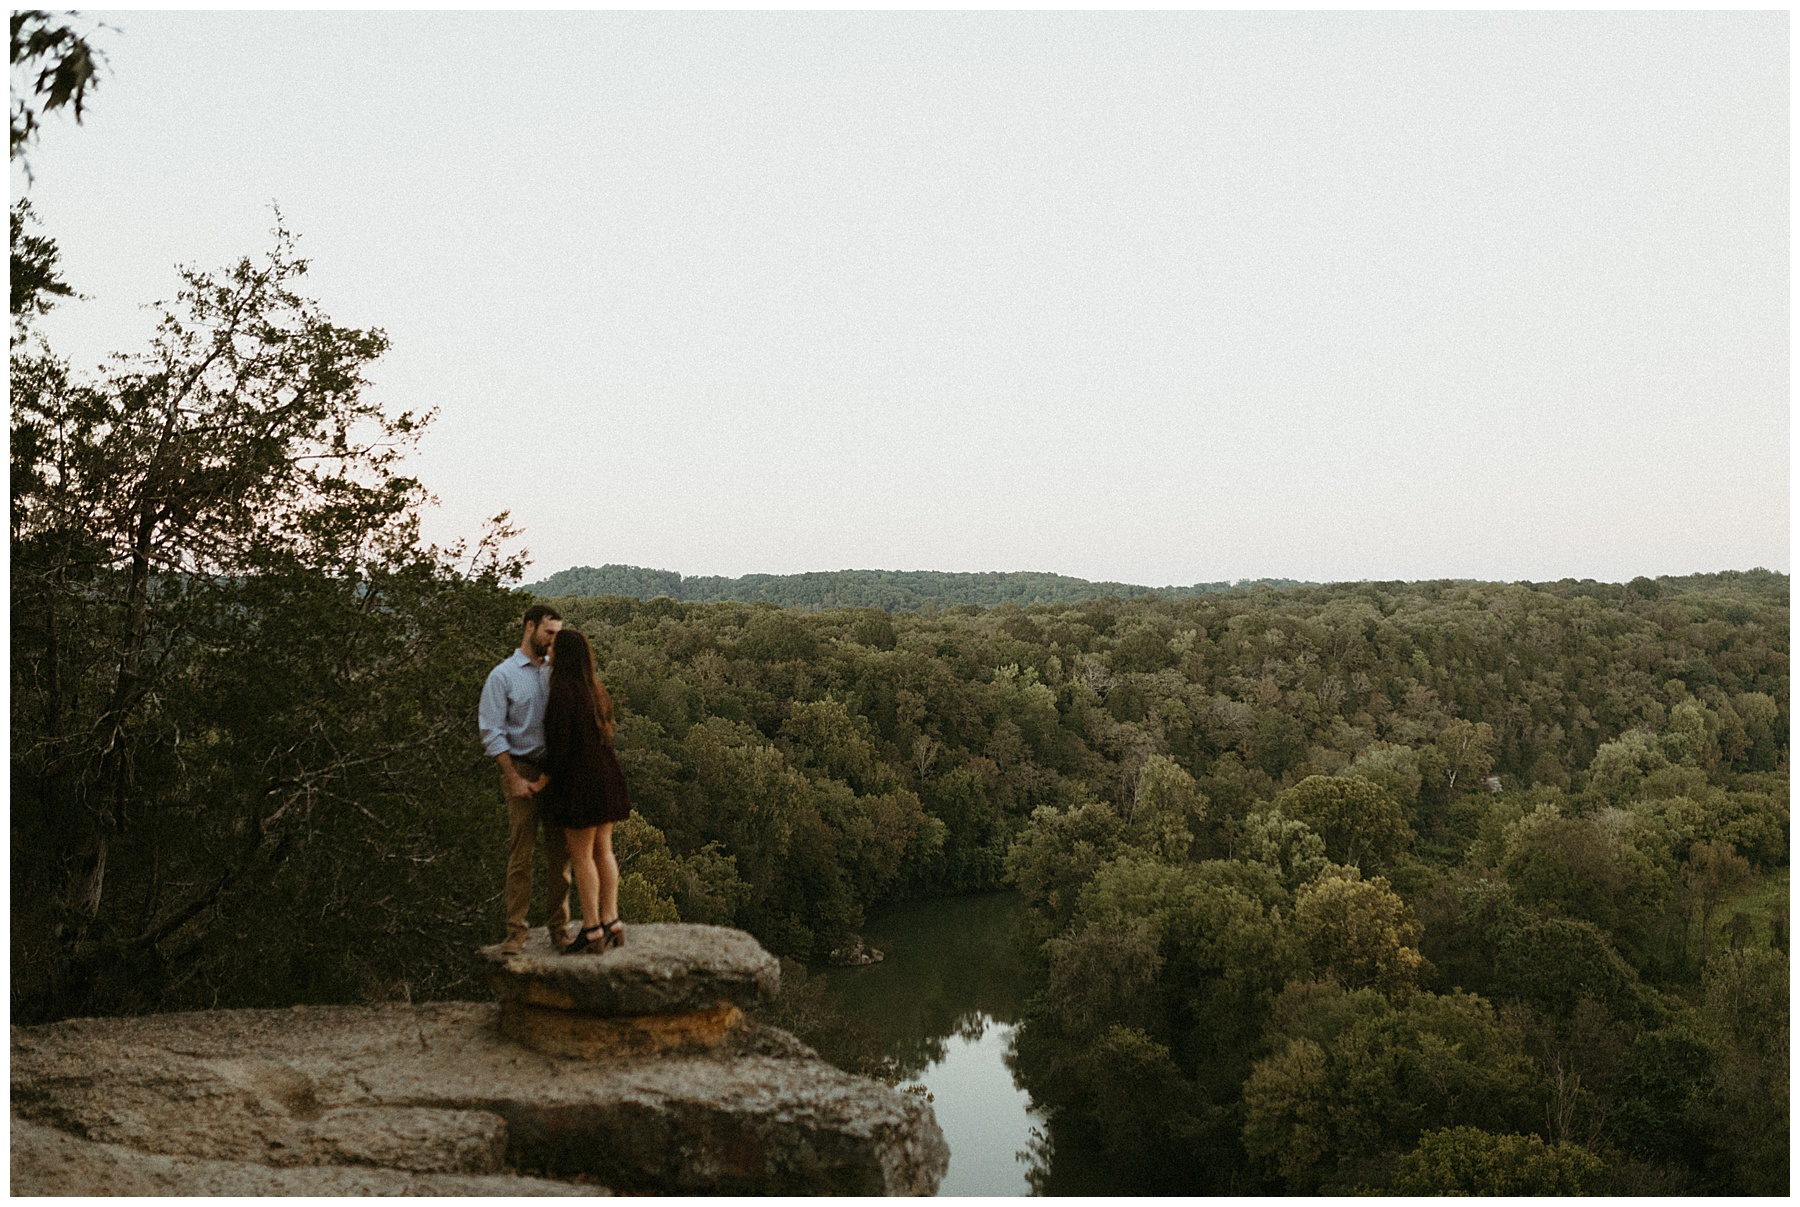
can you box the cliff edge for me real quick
[12,924,948,1196]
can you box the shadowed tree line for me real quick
[527,562,1314,612]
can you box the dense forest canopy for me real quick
[527,562,1312,610]
[556,572,1788,1194]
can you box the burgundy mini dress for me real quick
[540,701,631,829]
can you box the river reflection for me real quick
[819,892,1045,1196]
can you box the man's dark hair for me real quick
[523,603,562,627]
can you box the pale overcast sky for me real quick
[14,10,1788,586]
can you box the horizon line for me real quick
[524,562,1787,591]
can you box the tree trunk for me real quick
[75,496,160,928]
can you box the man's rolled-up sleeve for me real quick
[478,666,510,757]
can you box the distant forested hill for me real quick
[540,565,1786,1195]
[526,564,1313,610]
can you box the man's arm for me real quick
[479,665,538,798]
[496,751,539,799]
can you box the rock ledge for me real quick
[478,922,779,1016]
[13,925,947,1196]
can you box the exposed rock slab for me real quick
[11,1117,607,1196]
[12,1001,947,1195]
[828,936,885,966]
[478,923,780,1015]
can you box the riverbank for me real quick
[820,892,1043,1196]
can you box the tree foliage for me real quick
[11,215,526,1020]
[10,10,104,173]
[11,198,74,338]
[1273,774,1412,870]
[1390,1126,1605,1195]
[1243,985,1540,1192]
[530,562,1313,610]
[1292,869,1430,1000]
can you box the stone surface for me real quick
[12,1117,608,1196]
[9,1033,509,1173]
[497,1001,744,1060]
[478,923,780,1016]
[12,1000,948,1196]
[828,937,886,966]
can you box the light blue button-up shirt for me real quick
[478,649,552,758]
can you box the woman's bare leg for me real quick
[565,826,601,932]
[596,822,620,925]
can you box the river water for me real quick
[817,892,1046,1197]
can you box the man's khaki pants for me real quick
[504,755,572,944]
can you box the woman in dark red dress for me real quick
[537,628,632,953]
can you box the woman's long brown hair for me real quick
[548,628,615,744]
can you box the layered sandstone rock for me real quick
[12,926,948,1196]
[476,923,779,1060]
[478,922,780,1015]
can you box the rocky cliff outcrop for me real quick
[12,925,948,1196]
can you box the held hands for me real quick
[504,770,547,799]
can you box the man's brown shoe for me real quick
[499,931,527,955]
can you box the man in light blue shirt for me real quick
[478,603,572,954]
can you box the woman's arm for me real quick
[539,701,574,792]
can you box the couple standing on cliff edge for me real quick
[479,604,633,956]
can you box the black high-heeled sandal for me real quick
[564,923,607,955]
[598,918,626,950]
